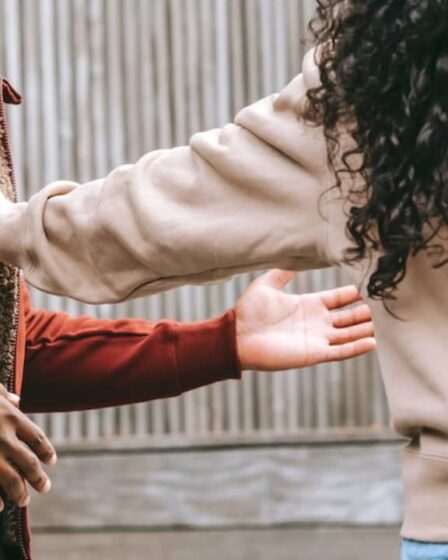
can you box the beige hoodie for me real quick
[1,49,447,541]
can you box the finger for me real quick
[329,322,374,345]
[325,337,376,362]
[0,497,4,512]
[253,269,296,290]
[6,393,20,408]
[16,418,57,467]
[318,285,363,310]
[0,462,29,508]
[0,385,8,399]
[7,439,51,494]
[331,304,372,328]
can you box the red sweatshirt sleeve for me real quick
[20,288,240,413]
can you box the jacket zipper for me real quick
[0,79,30,560]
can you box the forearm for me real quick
[22,303,240,413]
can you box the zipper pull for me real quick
[1,79,22,105]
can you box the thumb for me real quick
[255,269,296,290]
[7,393,20,408]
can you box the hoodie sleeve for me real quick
[4,50,333,304]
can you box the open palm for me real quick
[235,270,375,371]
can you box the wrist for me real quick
[235,318,253,372]
[174,310,241,392]
[0,201,27,268]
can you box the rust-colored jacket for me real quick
[0,79,239,560]
[21,287,238,414]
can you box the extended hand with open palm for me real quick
[236,270,375,371]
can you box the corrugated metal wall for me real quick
[0,0,390,448]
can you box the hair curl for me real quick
[305,0,448,301]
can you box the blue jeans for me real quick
[402,540,448,560]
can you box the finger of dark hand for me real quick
[15,417,56,466]
[0,461,29,508]
[0,385,9,400]
[7,439,51,494]
[6,393,20,408]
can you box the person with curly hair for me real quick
[0,0,446,557]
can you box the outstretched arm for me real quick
[21,286,239,413]
[0,51,332,304]
[20,271,374,413]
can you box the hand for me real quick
[236,270,376,371]
[0,384,57,510]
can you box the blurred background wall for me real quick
[0,1,402,558]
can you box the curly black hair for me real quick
[305,0,448,301]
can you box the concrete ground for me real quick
[32,526,401,560]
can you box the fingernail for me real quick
[7,393,20,406]
[48,453,57,466]
[21,495,30,508]
[42,479,51,494]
